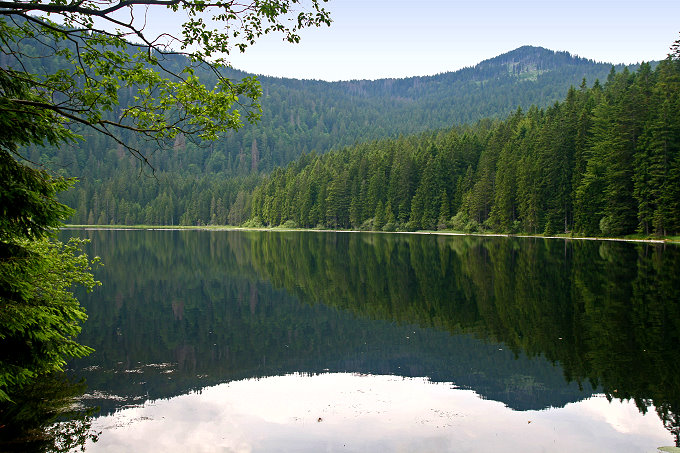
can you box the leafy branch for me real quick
[0,0,331,166]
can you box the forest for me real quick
[249,58,680,237]
[34,46,633,228]
[12,24,678,236]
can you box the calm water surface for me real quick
[57,230,680,452]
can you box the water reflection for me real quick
[60,230,680,449]
[84,373,670,453]
[0,373,99,453]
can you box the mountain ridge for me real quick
[245,45,622,84]
[38,44,649,226]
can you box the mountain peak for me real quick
[476,46,601,71]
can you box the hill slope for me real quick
[248,59,680,237]
[223,45,631,174]
[34,46,641,225]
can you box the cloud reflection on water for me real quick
[85,373,672,453]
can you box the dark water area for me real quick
[29,230,680,451]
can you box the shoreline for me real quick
[63,225,678,245]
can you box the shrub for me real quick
[279,220,298,229]
[242,217,264,228]
[450,212,469,232]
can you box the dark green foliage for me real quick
[0,236,99,401]
[248,57,680,237]
[250,131,481,229]
[0,77,99,402]
[633,61,680,235]
[0,374,98,452]
[27,45,633,226]
[0,150,75,243]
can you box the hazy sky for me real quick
[220,0,680,81]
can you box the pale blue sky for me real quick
[224,0,680,81]
[138,0,679,81]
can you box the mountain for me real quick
[32,45,641,225]
[224,45,632,174]
[247,58,680,237]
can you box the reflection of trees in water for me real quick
[657,403,680,447]
[64,230,680,443]
[65,230,594,415]
[243,232,680,443]
[0,373,99,452]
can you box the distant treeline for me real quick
[39,45,627,226]
[250,59,680,236]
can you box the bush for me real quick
[360,218,375,231]
[403,220,418,232]
[450,212,468,232]
[279,220,298,229]
[599,216,612,236]
[241,217,264,228]
[465,219,480,233]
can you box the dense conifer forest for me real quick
[32,46,640,227]
[249,59,680,237]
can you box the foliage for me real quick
[0,0,331,162]
[0,76,100,401]
[247,55,680,237]
[26,45,626,225]
[0,150,74,243]
[0,234,100,402]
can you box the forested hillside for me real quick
[249,59,680,237]
[30,45,633,225]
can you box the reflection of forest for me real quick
[65,230,680,443]
[0,374,98,452]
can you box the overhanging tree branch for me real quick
[0,0,331,167]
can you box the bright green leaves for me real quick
[0,69,77,150]
[0,237,100,402]
[1,1,331,158]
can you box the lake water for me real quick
[58,229,679,452]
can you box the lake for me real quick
[57,229,680,452]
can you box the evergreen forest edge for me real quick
[248,59,680,238]
[62,55,680,239]
[31,43,680,239]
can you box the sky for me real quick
[218,0,680,81]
